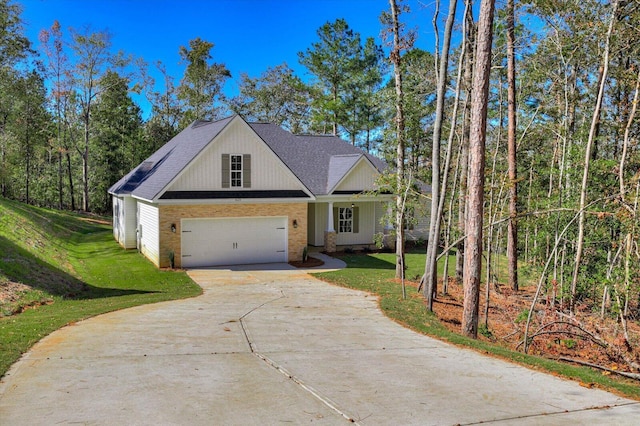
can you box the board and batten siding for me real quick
[167,119,302,192]
[334,160,378,192]
[137,200,160,266]
[112,195,137,249]
[311,203,325,246]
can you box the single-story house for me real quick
[108,115,429,268]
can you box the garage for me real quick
[181,217,288,268]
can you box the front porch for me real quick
[307,198,390,253]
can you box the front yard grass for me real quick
[313,251,640,400]
[0,200,201,377]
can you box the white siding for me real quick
[307,203,317,245]
[168,119,302,192]
[112,196,137,249]
[112,196,124,244]
[138,201,160,266]
[313,203,327,246]
[124,196,138,248]
[334,160,378,192]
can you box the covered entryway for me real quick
[181,217,287,267]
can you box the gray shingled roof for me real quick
[108,117,234,200]
[249,122,386,195]
[109,115,388,200]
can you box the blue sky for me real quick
[19,0,441,116]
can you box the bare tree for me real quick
[462,0,495,339]
[570,0,618,313]
[383,0,414,279]
[456,3,475,284]
[424,0,458,310]
[69,28,113,212]
[39,20,74,210]
[506,0,518,291]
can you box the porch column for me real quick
[324,201,337,253]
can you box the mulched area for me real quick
[402,276,640,376]
[289,256,325,268]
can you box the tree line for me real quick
[1,0,640,343]
[0,0,402,214]
[402,0,640,342]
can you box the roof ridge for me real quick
[331,153,362,157]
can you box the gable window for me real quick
[339,207,353,233]
[230,155,242,187]
[222,154,251,189]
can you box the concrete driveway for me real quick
[1,257,640,425]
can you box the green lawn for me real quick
[0,199,201,376]
[314,251,640,400]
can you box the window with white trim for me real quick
[230,155,242,188]
[339,207,353,233]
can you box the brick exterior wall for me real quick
[158,202,308,268]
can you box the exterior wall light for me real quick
[170,223,176,233]
[293,219,298,228]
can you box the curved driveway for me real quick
[1,258,640,425]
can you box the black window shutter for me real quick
[243,154,251,188]
[221,154,230,188]
[333,207,339,233]
[353,207,359,233]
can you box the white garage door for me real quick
[181,217,287,268]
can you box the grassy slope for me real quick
[314,252,640,400]
[0,198,201,376]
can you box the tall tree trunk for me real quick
[389,0,407,279]
[66,149,76,211]
[456,3,475,284]
[619,65,640,205]
[483,79,503,329]
[82,114,90,212]
[25,132,30,205]
[570,0,618,313]
[0,115,7,198]
[506,0,518,291]
[424,0,459,310]
[58,151,63,209]
[442,140,464,294]
[462,0,495,339]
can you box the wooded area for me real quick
[1,0,640,360]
